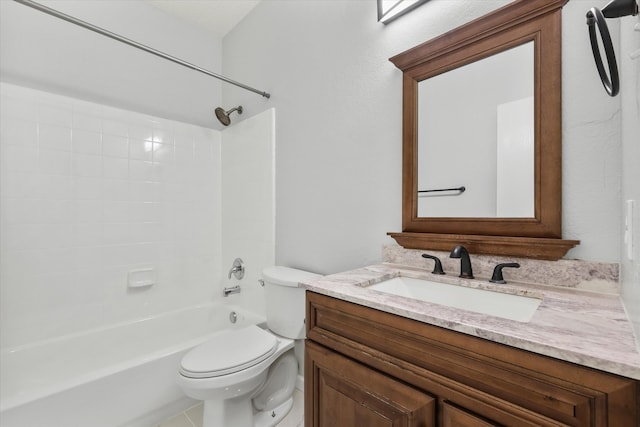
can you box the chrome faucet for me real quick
[228,258,245,280]
[449,245,474,279]
[223,285,241,297]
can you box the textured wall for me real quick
[223,0,623,273]
[619,12,640,347]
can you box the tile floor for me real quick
[157,389,304,427]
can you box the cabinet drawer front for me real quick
[305,340,436,427]
[442,402,498,427]
[307,292,638,426]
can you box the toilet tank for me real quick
[262,266,321,339]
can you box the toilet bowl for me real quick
[177,325,297,426]
[177,266,320,427]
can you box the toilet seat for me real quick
[180,325,278,379]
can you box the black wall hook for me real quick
[586,7,620,97]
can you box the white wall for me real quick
[618,13,640,345]
[562,0,622,264]
[0,0,223,129]
[221,109,276,317]
[223,0,623,273]
[0,83,222,348]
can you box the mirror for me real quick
[387,0,579,260]
[418,41,534,218]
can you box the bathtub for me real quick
[0,303,265,427]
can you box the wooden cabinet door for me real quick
[306,340,436,427]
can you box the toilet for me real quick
[177,266,320,427]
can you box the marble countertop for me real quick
[300,263,640,380]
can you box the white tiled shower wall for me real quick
[0,82,222,348]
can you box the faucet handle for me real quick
[490,262,520,284]
[421,254,445,275]
[228,258,245,280]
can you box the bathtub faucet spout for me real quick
[223,285,241,297]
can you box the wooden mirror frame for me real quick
[387,0,579,260]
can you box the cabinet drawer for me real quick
[442,402,498,427]
[306,292,638,426]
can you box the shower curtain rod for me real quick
[13,0,271,99]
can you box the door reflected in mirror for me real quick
[417,41,534,218]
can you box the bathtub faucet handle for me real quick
[228,258,245,280]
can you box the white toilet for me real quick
[177,266,320,427]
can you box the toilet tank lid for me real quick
[262,266,321,287]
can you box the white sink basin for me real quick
[368,277,541,322]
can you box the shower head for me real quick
[214,106,243,126]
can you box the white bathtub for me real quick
[0,303,265,427]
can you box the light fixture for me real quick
[378,0,430,24]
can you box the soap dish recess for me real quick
[128,268,156,288]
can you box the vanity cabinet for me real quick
[304,292,639,426]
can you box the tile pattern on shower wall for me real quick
[0,83,222,348]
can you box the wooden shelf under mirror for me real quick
[387,232,579,261]
[387,0,579,260]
